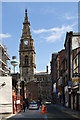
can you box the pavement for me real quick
[46,103,80,119]
[0,113,16,120]
[53,104,80,118]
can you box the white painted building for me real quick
[0,44,10,76]
[0,77,13,113]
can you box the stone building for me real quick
[34,67,52,102]
[19,9,36,83]
[26,81,39,102]
[23,66,52,102]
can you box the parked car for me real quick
[45,100,52,104]
[28,102,39,110]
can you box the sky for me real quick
[0,2,78,73]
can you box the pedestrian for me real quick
[23,101,26,112]
[40,99,42,106]
[26,98,29,109]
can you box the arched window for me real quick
[25,55,28,65]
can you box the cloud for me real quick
[46,25,74,42]
[0,33,11,39]
[64,13,78,20]
[33,23,76,43]
[33,29,49,34]
[65,16,76,20]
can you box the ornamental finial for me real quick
[25,9,27,13]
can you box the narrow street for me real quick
[2,104,80,120]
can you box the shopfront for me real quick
[71,77,80,111]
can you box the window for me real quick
[42,77,44,81]
[26,69,28,75]
[28,78,30,82]
[75,58,77,67]
[48,78,51,81]
[25,56,28,65]
[37,78,39,82]
[24,78,26,82]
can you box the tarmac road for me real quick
[2,104,80,120]
[3,107,46,120]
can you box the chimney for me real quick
[46,66,48,73]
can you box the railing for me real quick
[13,94,23,114]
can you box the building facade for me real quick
[57,49,65,105]
[34,71,52,103]
[50,32,80,110]
[71,47,80,110]
[0,44,10,76]
[0,44,13,113]
[50,53,58,103]
[26,81,39,102]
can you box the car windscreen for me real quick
[30,102,37,104]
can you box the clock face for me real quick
[24,40,28,45]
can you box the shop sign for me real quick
[72,77,80,81]
[72,81,79,89]
[16,100,20,104]
[72,77,80,89]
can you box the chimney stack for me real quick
[46,66,48,73]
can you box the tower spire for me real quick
[25,9,28,21]
[22,9,32,38]
[24,9,30,25]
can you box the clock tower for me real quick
[19,9,36,82]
